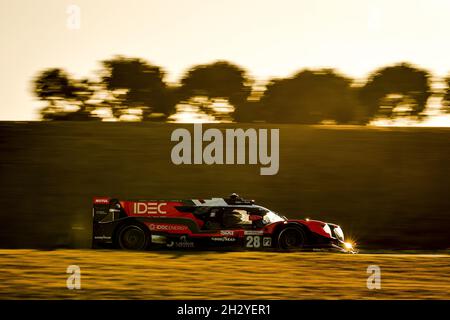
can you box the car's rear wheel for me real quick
[118,224,149,250]
[278,227,306,250]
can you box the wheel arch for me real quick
[272,222,311,247]
[112,218,151,248]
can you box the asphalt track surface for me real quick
[0,249,448,299]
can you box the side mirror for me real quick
[249,215,263,221]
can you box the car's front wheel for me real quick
[278,227,306,250]
[117,224,149,250]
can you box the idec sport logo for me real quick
[132,202,168,215]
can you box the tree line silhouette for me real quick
[33,56,449,123]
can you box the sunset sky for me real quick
[0,0,449,120]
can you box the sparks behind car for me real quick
[92,194,355,252]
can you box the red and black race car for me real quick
[92,193,356,253]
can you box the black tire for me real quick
[117,224,149,250]
[278,227,306,250]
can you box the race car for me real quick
[92,193,356,253]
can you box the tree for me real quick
[359,63,431,119]
[443,76,450,113]
[260,69,361,124]
[178,61,251,121]
[101,56,174,120]
[33,68,97,120]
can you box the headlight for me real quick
[322,224,332,236]
[344,242,353,250]
[334,227,344,241]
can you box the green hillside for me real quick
[1,122,449,249]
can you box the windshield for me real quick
[259,208,286,224]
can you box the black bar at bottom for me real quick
[0,300,447,319]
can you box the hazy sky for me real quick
[1,0,449,120]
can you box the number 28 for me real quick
[246,235,261,248]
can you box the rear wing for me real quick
[93,197,119,223]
